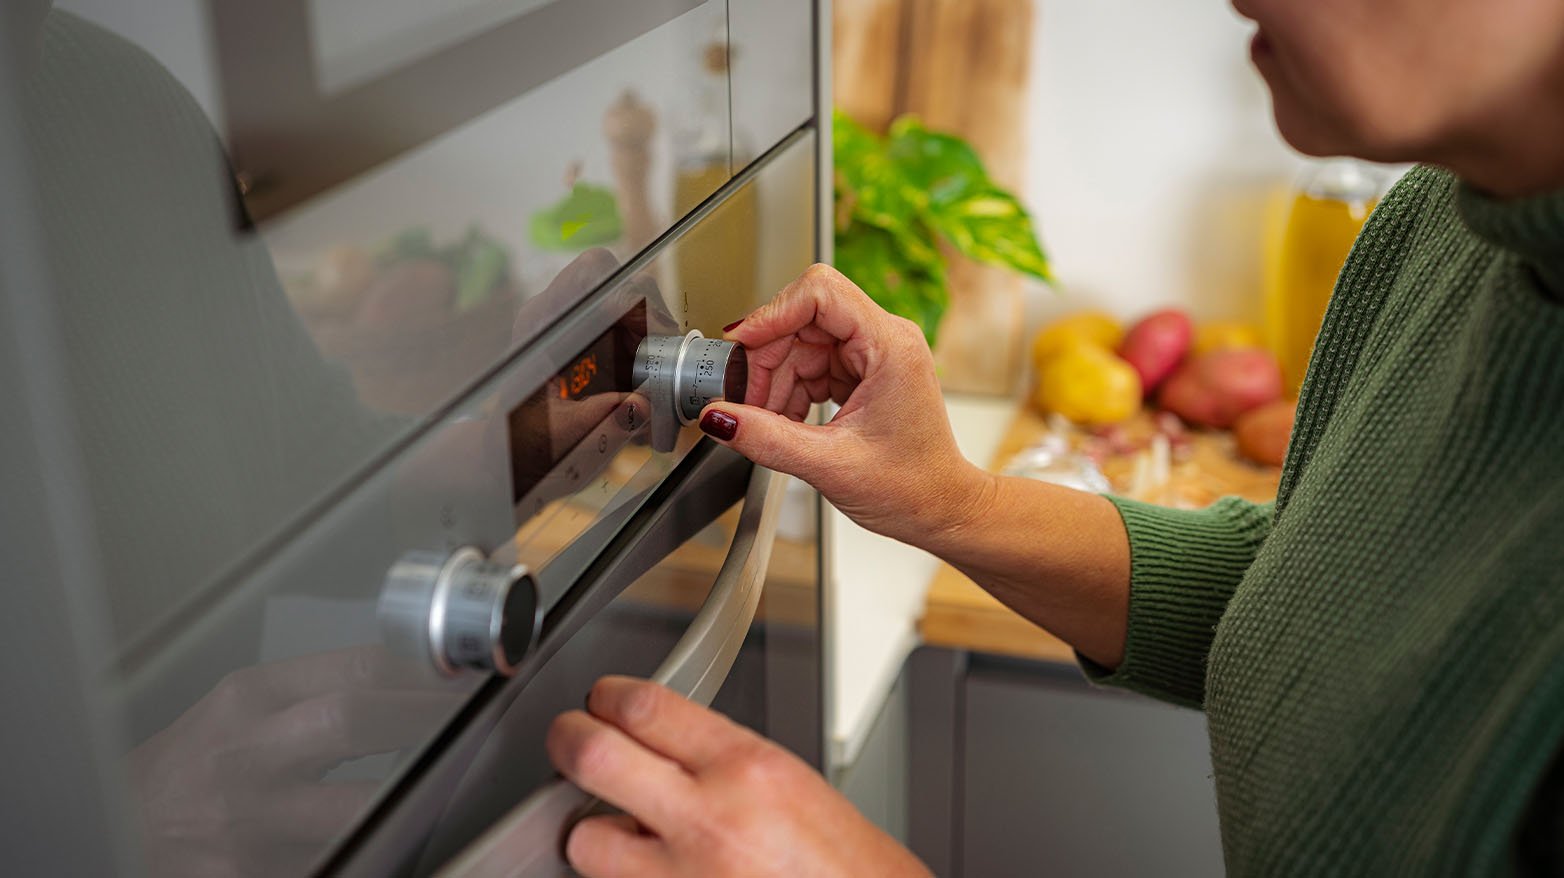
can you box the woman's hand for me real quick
[698,264,995,551]
[548,677,931,878]
[705,265,1133,668]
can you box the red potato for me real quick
[1234,399,1296,467]
[1118,309,1193,395]
[1158,347,1284,428]
[1158,363,1223,427]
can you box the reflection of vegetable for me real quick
[374,226,513,314]
[452,228,509,312]
[377,227,439,264]
[530,183,623,252]
[355,259,456,329]
[834,111,1051,346]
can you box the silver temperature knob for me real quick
[378,547,542,676]
[634,330,747,424]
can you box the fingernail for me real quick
[722,317,744,332]
[699,409,738,441]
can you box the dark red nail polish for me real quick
[699,409,738,441]
[722,318,744,332]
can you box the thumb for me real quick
[697,402,839,485]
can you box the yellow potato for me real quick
[1031,311,1124,371]
[1033,343,1142,425]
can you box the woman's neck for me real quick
[1434,70,1564,198]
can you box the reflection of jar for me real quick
[1264,159,1385,396]
[670,23,757,335]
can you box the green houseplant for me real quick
[833,110,1052,346]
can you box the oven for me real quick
[0,1,825,874]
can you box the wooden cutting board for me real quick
[833,0,1036,396]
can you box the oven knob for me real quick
[633,330,747,426]
[378,547,542,677]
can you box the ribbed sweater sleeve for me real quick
[1080,495,1274,709]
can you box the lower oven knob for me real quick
[378,547,542,676]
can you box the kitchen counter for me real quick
[829,396,1281,769]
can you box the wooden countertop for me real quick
[917,405,1280,663]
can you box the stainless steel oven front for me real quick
[0,1,822,874]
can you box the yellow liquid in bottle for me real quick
[672,162,758,336]
[1265,192,1374,396]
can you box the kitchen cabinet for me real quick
[895,648,1224,877]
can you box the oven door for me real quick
[0,2,819,874]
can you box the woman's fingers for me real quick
[584,677,759,772]
[698,402,846,486]
[761,342,832,413]
[565,814,671,878]
[545,710,699,833]
[726,264,889,353]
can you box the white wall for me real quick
[1022,0,1306,328]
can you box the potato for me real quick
[1234,399,1296,467]
[1201,347,1284,424]
[1032,311,1124,371]
[1118,309,1192,395]
[1157,347,1283,428]
[1158,362,1223,427]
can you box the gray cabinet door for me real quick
[961,669,1224,877]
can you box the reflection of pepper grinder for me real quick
[670,27,758,335]
[603,91,660,258]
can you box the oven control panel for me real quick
[634,330,747,436]
[505,302,748,524]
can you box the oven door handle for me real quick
[435,465,786,878]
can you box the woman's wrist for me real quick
[910,461,1001,558]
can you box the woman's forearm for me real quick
[919,467,1132,669]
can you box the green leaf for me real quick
[833,221,948,347]
[529,183,623,252]
[926,186,1052,281]
[832,112,923,236]
[832,112,945,274]
[832,108,1049,345]
[886,116,987,210]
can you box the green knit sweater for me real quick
[1090,166,1564,875]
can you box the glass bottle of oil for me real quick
[1264,159,1384,396]
[670,25,757,336]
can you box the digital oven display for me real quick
[508,301,647,506]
